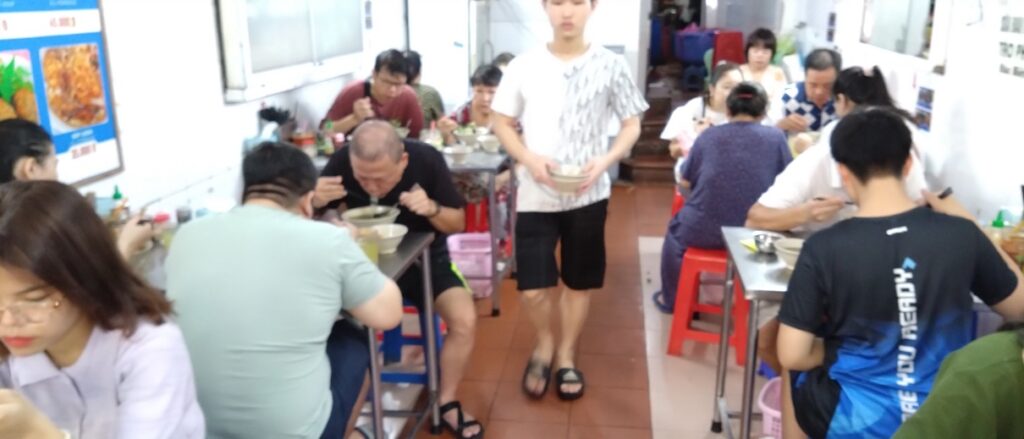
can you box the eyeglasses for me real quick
[0,285,62,327]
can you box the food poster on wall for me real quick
[0,0,121,185]
[997,0,1024,78]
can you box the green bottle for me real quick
[112,185,123,200]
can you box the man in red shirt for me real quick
[325,50,424,139]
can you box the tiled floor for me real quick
[403,183,765,439]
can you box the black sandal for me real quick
[555,368,585,401]
[439,401,484,439]
[521,357,552,399]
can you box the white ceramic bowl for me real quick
[443,145,473,164]
[548,164,586,194]
[478,135,501,153]
[775,238,805,271]
[370,224,408,254]
[454,131,478,147]
[341,206,400,228]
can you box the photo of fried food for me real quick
[0,50,39,123]
[42,44,107,129]
[13,89,37,122]
[0,98,16,121]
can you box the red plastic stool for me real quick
[666,248,749,366]
[670,190,686,217]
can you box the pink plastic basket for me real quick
[448,233,493,278]
[758,377,783,438]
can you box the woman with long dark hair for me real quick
[0,181,204,438]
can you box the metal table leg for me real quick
[367,328,385,438]
[421,248,441,434]
[487,173,501,317]
[739,299,761,439]
[509,168,517,275]
[711,258,736,433]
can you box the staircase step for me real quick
[620,156,675,183]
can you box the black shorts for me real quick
[790,368,840,439]
[396,244,466,309]
[515,200,608,291]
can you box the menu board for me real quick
[0,0,121,185]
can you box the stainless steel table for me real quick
[712,226,790,439]
[445,151,517,317]
[366,232,441,438]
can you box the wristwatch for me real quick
[427,200,442,218]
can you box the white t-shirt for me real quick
[492,44,649,212]
[757,119,930,232]
[739,64,788,104]
[0,321,205,439]
[660,97,727,183]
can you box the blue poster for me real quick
[0,0,122,184]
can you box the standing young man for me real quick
[491,0,648,401]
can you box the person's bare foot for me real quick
[523,344,554,396]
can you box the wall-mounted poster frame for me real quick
[0,0,123,186]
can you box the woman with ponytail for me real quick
[653,82,792,313]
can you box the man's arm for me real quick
[398,186,465,235]
[777,324,826,371]
[745,199,845,232]
[922,190,1024,321]
[579,116,641,192]
[332,113,363,135]
[349,280,403,330]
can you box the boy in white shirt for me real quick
[492,0,648,401]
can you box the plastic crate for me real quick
[674,30,714,65]
[448,233,493,278]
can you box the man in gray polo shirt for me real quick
[167,142,402,439]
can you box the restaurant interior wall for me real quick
[78,0,407,213]
[829,0,1024,220]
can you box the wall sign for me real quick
[998,0,1024,78]
[0,0,122,185]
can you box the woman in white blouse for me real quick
[0,181,204,439]
[659,63,743,184]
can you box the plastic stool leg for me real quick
[382,327,402,364]
[667,262,701,356]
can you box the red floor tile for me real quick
[569,387,652,429]
[489,382,571,424]
[568,425,654,439]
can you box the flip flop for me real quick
[555,368,585,401]
[652,291,674,314]
[521,357,552,399]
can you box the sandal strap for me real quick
[440,400,466,427]
[556,368,584,383]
